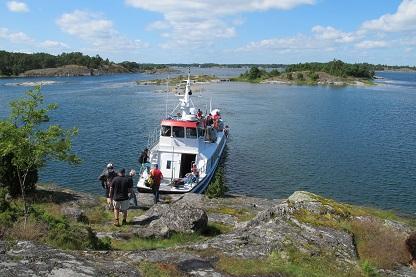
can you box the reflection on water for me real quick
[1,69,416,214]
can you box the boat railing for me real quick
[198,161,207,177]
[147,127,160,149]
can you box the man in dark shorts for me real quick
[98,163,117,210]
[109,168,132,226]
[150,164,163,204]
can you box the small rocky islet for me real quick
[0,185,415,277]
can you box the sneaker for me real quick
[122,219,127,225]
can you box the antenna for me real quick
[165,74,169,118]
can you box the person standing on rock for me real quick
[138,148,150,175]
[150,163,163,204]
[109,168,132,226]
[98,163,117,210]
[128,169,138,207]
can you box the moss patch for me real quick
[111,232,203,251]
[216,249,364,277]
[138,261,182,277]
[293,194,412,271]
[111,222,229,251]
[207,206,255,222]
[352,220,409,269]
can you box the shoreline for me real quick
[40,182,415,218]
[1,184,414,276]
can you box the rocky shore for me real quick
[0,186,415,276]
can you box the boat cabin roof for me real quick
[161,119,198,128]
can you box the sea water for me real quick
[0,69,415,214]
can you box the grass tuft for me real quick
[207,206,255,222]
[9,217,48,241]
[111,232,202,251]
[351,219,409,269]
[216,248,364,277]
[138,261,182,277]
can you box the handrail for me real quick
[147,127,160,150]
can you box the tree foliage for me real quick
[0,51,112,76]
[0,50,167,76]
[0,154,38,197]
[238,66,276,82]
[286,59,375,78]
[0,87,80,217]
[118,61,167,72]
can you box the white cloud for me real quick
[6,1,29,12]
[312,25,358,43]
[126,0,315,47]
[40,40,69,49]
[355,40,387,49]
[0,27,34,44]
[57,10,149,52]
[240,35,320,51]
[361,0,416,32]
[239,25,359,53]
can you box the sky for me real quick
[1,0,416,65]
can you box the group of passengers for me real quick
[196,109,228,142]
[98,148,162,227]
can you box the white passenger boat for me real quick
[137,72,228,193]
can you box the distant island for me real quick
[165,62,416,72]
[0,50,169,77]
[137,60,380,88]
[137,74,224,86]
[2,50,415,79]
[233,60,376,86]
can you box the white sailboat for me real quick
[137,71,228,193]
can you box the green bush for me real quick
[0,154,38,197]
[0,210,15,227]
[361,260,380,277]
[0,187,10,212]
[308,71,319,81]
[30,205,110,250]
[269,69,281,77]
[206,167,228,198]
[0,187,18,227]
[296,72,304,80]
[46,223,110,250]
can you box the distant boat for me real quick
[374,75,385,79]
[137,70,228,193]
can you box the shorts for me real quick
[112,199,129,211]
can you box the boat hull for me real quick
[137,135,227,194]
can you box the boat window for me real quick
[186,127,197,139]
[173,126,185,138]
[161,125,171,137]
[166,160,171,169]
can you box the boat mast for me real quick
[165,74,169,118]
[181,68,192,117]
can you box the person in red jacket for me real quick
[213,111,221,129]
[150,164,163,204]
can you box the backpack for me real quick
[138,152,147,164]
[144,175,154,187]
